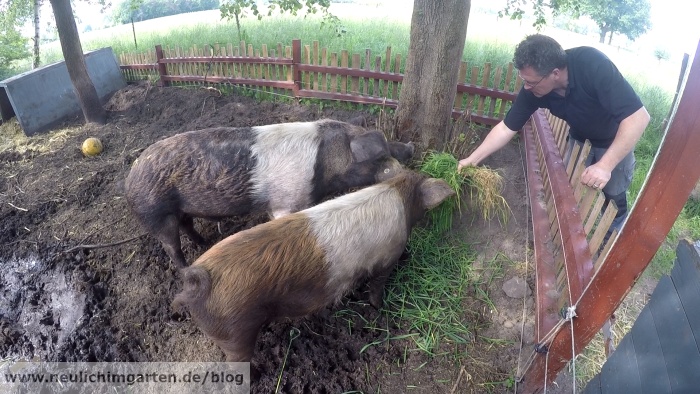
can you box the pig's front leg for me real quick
[367,263,397,310]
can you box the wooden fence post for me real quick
[155,45,169,87]
[292,39,301,97]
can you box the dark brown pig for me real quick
[171,170,455,367]
[124,119,414,268]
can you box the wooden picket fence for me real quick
[118,39,521,126]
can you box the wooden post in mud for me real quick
[519,40,700,393]
[292,39,301,96]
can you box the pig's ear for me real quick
[350,131,389,162]
[347,115,367,127]
[387,141,415,164]
[420,178,456,209]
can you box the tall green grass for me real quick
[30,10,515,75]
[626,78,689,278]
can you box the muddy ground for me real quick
[0,82,539,393]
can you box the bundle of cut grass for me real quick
[459,163,510,225]
[419,151,509,232]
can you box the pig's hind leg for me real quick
[153,214,188,268]
[218,320,263,364]
[179,215,207,246]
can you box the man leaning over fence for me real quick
[458,34,650,238]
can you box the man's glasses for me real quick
[519,71,551,89]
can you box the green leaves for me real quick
[219,0,341,42]
[0,25,29,64]
[111,0,220,25]
[499,0,652,40]
[0,11,30,78]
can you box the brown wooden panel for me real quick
[363,49,370,95]
[297,89,398,107]
[392,54,401,99]
[578,188,599,233]
[522,122,561,340]
[383,46,392,98]
[477,63,491,115]
[329,53,338,93]
[321,47,328,92]
[531,110,594,303]
[297,64,403,82]
[489,67,503,117]
[351,54,360,95]
[161,75,295,90]
[340,50,349,94]
[588,203,618,255]
[454,62,467,111]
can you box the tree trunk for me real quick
[48,0,106,125]
[599,30,606,43]
[394,0,470,153]
[131,15,138,48]
[608,32,613,45]
[32,0,40,68]
[235,12,242,43]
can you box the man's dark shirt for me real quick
[503,46,644,148]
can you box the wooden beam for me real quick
[531,110,594,302]
[522,121,561,340]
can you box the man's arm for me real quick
[580,106,650,189]
[457,121,519,170]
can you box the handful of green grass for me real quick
[419,151,509,232]
[378,151,509,355]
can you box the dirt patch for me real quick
[0,82,536,393]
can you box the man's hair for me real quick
[513,34,567,76]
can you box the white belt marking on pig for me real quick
[304,183,407,301]
[250,122,321,218]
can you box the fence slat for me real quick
[340,50,349,94]
[454,61,467,112]
[373,56,382,97]
[383,46,392,98]
[489,66,503,117]
[313,41,320,91]
[321,47,328,92]
[304,44,311,89]
[351,53,360,95]
[392,54,401,99]
[477,63,491,115]
[363,49,371,95]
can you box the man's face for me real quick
[518,66,555,97]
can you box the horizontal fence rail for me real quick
[519,110,626,393]
[118,39,520,126]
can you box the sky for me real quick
[646,0,700,55]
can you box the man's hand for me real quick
[457,157,477,171]
[580,163,611,190]
[456,121,518,172]
[581,106,650,191]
